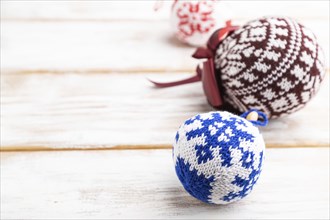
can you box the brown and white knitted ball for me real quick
[214,17,325,118]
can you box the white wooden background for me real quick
[1,1,329,219]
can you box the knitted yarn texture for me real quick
[214,17,325,118]
[170,0,217,46]
[173,111,266,204]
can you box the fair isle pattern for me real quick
[214,17,325,118]
[173,111,265,204]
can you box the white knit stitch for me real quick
[173,111,265,204]
[212,17,325,118]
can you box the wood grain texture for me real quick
[1,73,329,150]
[1,148,329,219]
[1,1,329,219]
[1,19,329,73]
[1,1,329,21]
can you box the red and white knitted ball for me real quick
[214,17,325,118]
[170,0,227,46]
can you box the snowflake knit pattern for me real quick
[171,0,217,46]
[214,17,325,118]
[173,111,266,204]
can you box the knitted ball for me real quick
[173,111,265,204]
[213,17,325,118]
[170,0,221,46]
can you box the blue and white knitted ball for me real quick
[173,111,266,204]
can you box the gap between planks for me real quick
[2,69,330,75]
[0,18,172,23]
[2,16,329,23]
[1,143,329,152]
[1,68,196,75]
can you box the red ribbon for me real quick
[149,20,239,108]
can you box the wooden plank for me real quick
[1,1,329,21]
[1,73,329,150]
[1,148,329,219]
[0,20,195,73]
[1,19,329,73]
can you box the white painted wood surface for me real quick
[1,1,328,20]
[1,148,329,219]
[1,1,329,219]
[1,73,329,150]
[1,19,329,73]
